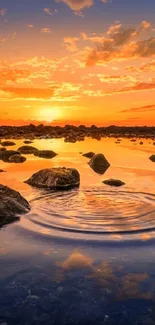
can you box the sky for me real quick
[0,0,155,126]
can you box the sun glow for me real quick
[39,107,62,122]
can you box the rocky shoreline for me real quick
[0,125,155,141]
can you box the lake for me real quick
[0,137,155,325]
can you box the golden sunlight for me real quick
[39,107,62,122]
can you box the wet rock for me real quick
[34,150,57,159]
[0,184,30,227]
[23,140,33,144]
[140,141,143,145]
[0,150,20,162]
[88,154,110,174]
[82,152,95,159]
[0,169,5,172]
[153,142,155,146]
[25,167,80,190]
[149,155,155,162]
[64,137,76,143]
[17,145,38,154]
[1,141,16,147]
[0,148,6,152]
[9,154,26,163]
[103,179,125,187]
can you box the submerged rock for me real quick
[23,140,33,144]
[9,154,26,163]
[0,150,20,162]
[103,179,125,187]
[25,167,80,190]
[149,155,155,162]
[34,150,57,159]
[82,152,95,159]
[0,169,5,172]
[0,184,30,227]
[18,145,38,154]
[1,141,16,147]
[88,154,110,174]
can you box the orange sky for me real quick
[0,0,155,126]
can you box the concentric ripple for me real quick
[25,188,155,239]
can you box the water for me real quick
[0,137,155,325]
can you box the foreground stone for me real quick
[9,154,26,163]
[88,154,110,174]
[34,150,57,159]
[149,155,155,162]
[103,179,125,187]
[1,141,16,147]
[0,184,30,226]
[0,169,5,172]
[0,150,20,162]
[82,152,95,158]
[18,145,38,154]
[25,167,80,190]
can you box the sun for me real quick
[39,107,62,122]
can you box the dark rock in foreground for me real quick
[34,150,57,159]
[18,145,38,154]
[0,184,30,227]
[1,141,16,147]
[88,154,110,175]
[149,155,155,162]
[9,154,26,163]
[82,152,95,159]
[0,148,6,152]
[0,169,5,172]
[25,167,80,190]
[103,179,125,187]
[23,140,33,144]
[0,150,20,162]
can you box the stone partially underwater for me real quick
[0,184,31,227]
[88,153,110,174]
[25,167,80,190]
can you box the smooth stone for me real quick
[34,150,57,159]
[17,145,38,154]
[9,154,26,163]
[82,152,95,159]
[88,153,110,175]
[149,155,155,162]
[1,141,16,147]
[0,150,20,162]
[140,141,143,145]
[0,184,30,226]
[103,179,125,187]
[25,167,80,190]
[23,140,33,144]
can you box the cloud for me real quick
[125,60,155,72]
[55,0,94,15]
[1,86,56,99]
[44,8,53,16]
[121,104,155,113]
[0,69,31,85]
[0,8,7,16]
[41,28,52,33]
[27,24,34,28]
[64,37,79,52]
[141,20,151,30]
[107,81,155,95]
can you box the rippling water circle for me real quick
[23,188,155,241]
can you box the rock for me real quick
[139,141,143,145]
[0,148,6,151]
[82,152,95,159]
[0,169,5,172]
[153,142,155,146]
[23,140,33,144]
[88,154,110,174]
[34,150,57,159]
[149,155,155,162]
[64,137,76,143]
[103,179,125,187]
[1,141,16,147]
[25,167,80,190]
[17,145,38,154]
[9,154,26,163]
[0,150,20,162]
[0,184,30,227]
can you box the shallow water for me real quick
[0,137,155,325]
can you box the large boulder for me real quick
[0,184,30,227]
[9,154,26,163]
[25,167,80,190]
[149,155,155,162]
[17,145,38,155]
[34,150,57,159]
[88,153,110,174]
[0,150,20,162]
[103,179,125,187]
[1,141,16,147]
[82,152,95,159]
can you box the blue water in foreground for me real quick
[0,138,155,325]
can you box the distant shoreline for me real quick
[0,124,155,140]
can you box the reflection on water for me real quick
[0,138,155,324]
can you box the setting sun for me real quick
[39,107,62,123]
